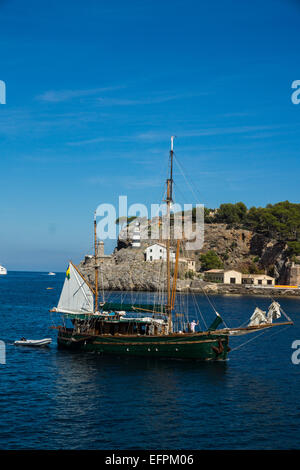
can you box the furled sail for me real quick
[100,302,166,314]
[266,301,281,323]
[248,301,282,327]
[248,307,267,326]
[55,262,94,315]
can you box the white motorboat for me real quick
[48,272,56,276]
[0,265,7,275]
[14,338,52,347]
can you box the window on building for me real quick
[230,278,236,284]
[258,279,262,285]
[267,280,272,285]
[150,256,152,261]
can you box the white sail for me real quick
[56,263,94,315]
[266,301,281,323]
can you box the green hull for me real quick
[57,329,230,361]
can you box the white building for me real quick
[204,269,242,284]
[242,274,275,286]
[204,269,275,286]
[144,243,175,262]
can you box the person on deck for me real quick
[190,320,199,333]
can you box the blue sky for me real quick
[0,0,300,271]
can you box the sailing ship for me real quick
[51,138,293,361]
[0,265,7,275]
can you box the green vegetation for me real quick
[215,202,247,225]
[287,241,300,256]
[240,262,265,275]
[199,250,224,271]
[244,201,300,241]
[184,270,195,279]
[205,201,300,254]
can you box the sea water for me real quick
[0,271,300,450]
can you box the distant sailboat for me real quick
[0,265,7,275]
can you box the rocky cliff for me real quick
[79,246,167,292]
[78,222,296,295]
[198,224,291,282]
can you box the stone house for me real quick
[178,258,196,272]
[241,274,275,286]
[204,269,242,284]
[204,269,275,286]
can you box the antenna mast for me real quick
[94,212,99,313]
[166,136,175,332]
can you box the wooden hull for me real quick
[57,329,230,361]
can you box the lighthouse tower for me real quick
[132,221,141,248]
[98,240,105,257]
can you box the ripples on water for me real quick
[0,271,300,449]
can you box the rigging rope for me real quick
[229,329,269,352]
[230,324,292,353]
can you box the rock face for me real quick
[195,224,253,271]
[78,223,296,293]
[198,225,291,283]
[79,246,169,292]
[250,234,290,283]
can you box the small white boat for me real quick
[14,338,52,347]
[48,272,56,276]
[0,265,7,275]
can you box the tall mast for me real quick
[94,212,99,313]
[166,136,175,332]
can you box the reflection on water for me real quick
[1,273,300,449]
[48,349,232,449]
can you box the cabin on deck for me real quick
[73,314,169,336]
